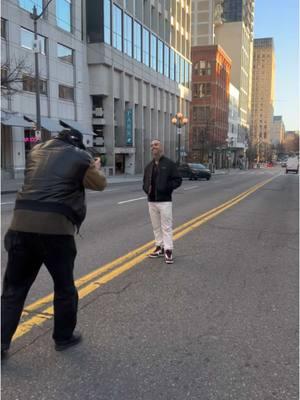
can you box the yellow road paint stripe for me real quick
[13,174,279,341]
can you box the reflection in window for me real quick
[157,40,163,74]
[181,57,185,85]
[104,0,111,45]
[185,60,189,87]
[23,75,47,95]
[113,4,122,51]
[164,45,169,78]
[1,18,6,39]
[151,34,157,71]
[124,13,132,57]
[57,44,73,63]
[170,49,175,81]
[175,53,180,83]
[133,21,142,62]
[142,28,149,66]
[56,0,72,32]
[192,83,211,98]
[194,60,211,76]
[59,84,74,100]
[21,28,46,55]
[19,0,42,15]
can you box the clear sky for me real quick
[254,0,299,131]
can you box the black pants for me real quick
[1,230,78,348]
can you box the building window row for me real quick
[193,60,211,76]
[19,0,72,33]
[103,1,191,87]
[20,27,74,64]
[22,75,74,101]
[192,82,211,98]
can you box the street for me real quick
[1,167,299,400]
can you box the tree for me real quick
[1,57,32,97]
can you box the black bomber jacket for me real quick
[143,155,182,202]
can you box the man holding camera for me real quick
[1,129,106,357]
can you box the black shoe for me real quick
[149,246,164,258]
[54,332,82,352]
[165,249,174,264]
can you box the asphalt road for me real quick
[1,167,299,400]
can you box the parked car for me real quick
[178,163,211,180]
[286,157,299,174]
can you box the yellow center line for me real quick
[14,174,279,340]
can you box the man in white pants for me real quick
[143,140,182,264]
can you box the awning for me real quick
[60,119,95,136]
[1,111,34,128]
[24,116,63,132]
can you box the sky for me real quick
[254,0,299,131]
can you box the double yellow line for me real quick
[13,175,278,341]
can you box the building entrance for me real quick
[115,154,125,174]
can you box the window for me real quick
[56,0,72,32]
[113,4,122,51]
[124,13,132,57]
[157,39,163,74]
[23,75,47,95]
[185,60,190,87]
[142,28,150,66]
[1,68,8,87]
[59,84,74,100]
[192,83,211,98]
[192,106,210,121]
[151,34,157,71]
[57,44,73,63]
[164,45,169,78]
[175,53,180,83]
[104,0,111,45]
[133,21,142,62]
[181,57,185,84]
[21,28,46,55]
[1,18,6,39]
[194,60,211,76]
[170,49,175,81]
[19,0,42,15]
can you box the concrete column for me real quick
[12,127,26,178]
[144,83,151,165]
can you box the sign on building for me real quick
[125,109,133,146]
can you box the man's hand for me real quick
[94,157,101,170]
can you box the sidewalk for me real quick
[1,169,247,195]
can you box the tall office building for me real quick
[86,0,192,174]
[250,38,275,155]
[271,116,285,146]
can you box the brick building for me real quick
[189,45,231,168]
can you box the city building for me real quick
[86,0,192,174]
[1,0,192,179]
[250,38,275,160]
[191,0,254,164]
[1,0,92,179]
[214,0,255,138]
[271,115,285,145]
[189,45,231,168]
[284,131,300,154]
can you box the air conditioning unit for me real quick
[94,107,104,117]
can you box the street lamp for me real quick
[30,0,54,141]
[171,112,188,164]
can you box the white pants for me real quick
[148,202,173,250]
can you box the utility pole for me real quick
[30,0,54,141]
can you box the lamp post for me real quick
[30,0,54,141]
[171,112,188,164]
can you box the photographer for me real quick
[1,129,106,357]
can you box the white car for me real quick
[286,157,299,174]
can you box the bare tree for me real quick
[1,57,33,97]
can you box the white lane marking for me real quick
[118,196,147,205]
[1,202,14,206]
[184,186,198,191]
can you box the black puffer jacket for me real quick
[143,156,182,202]
[15,138,92,230]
